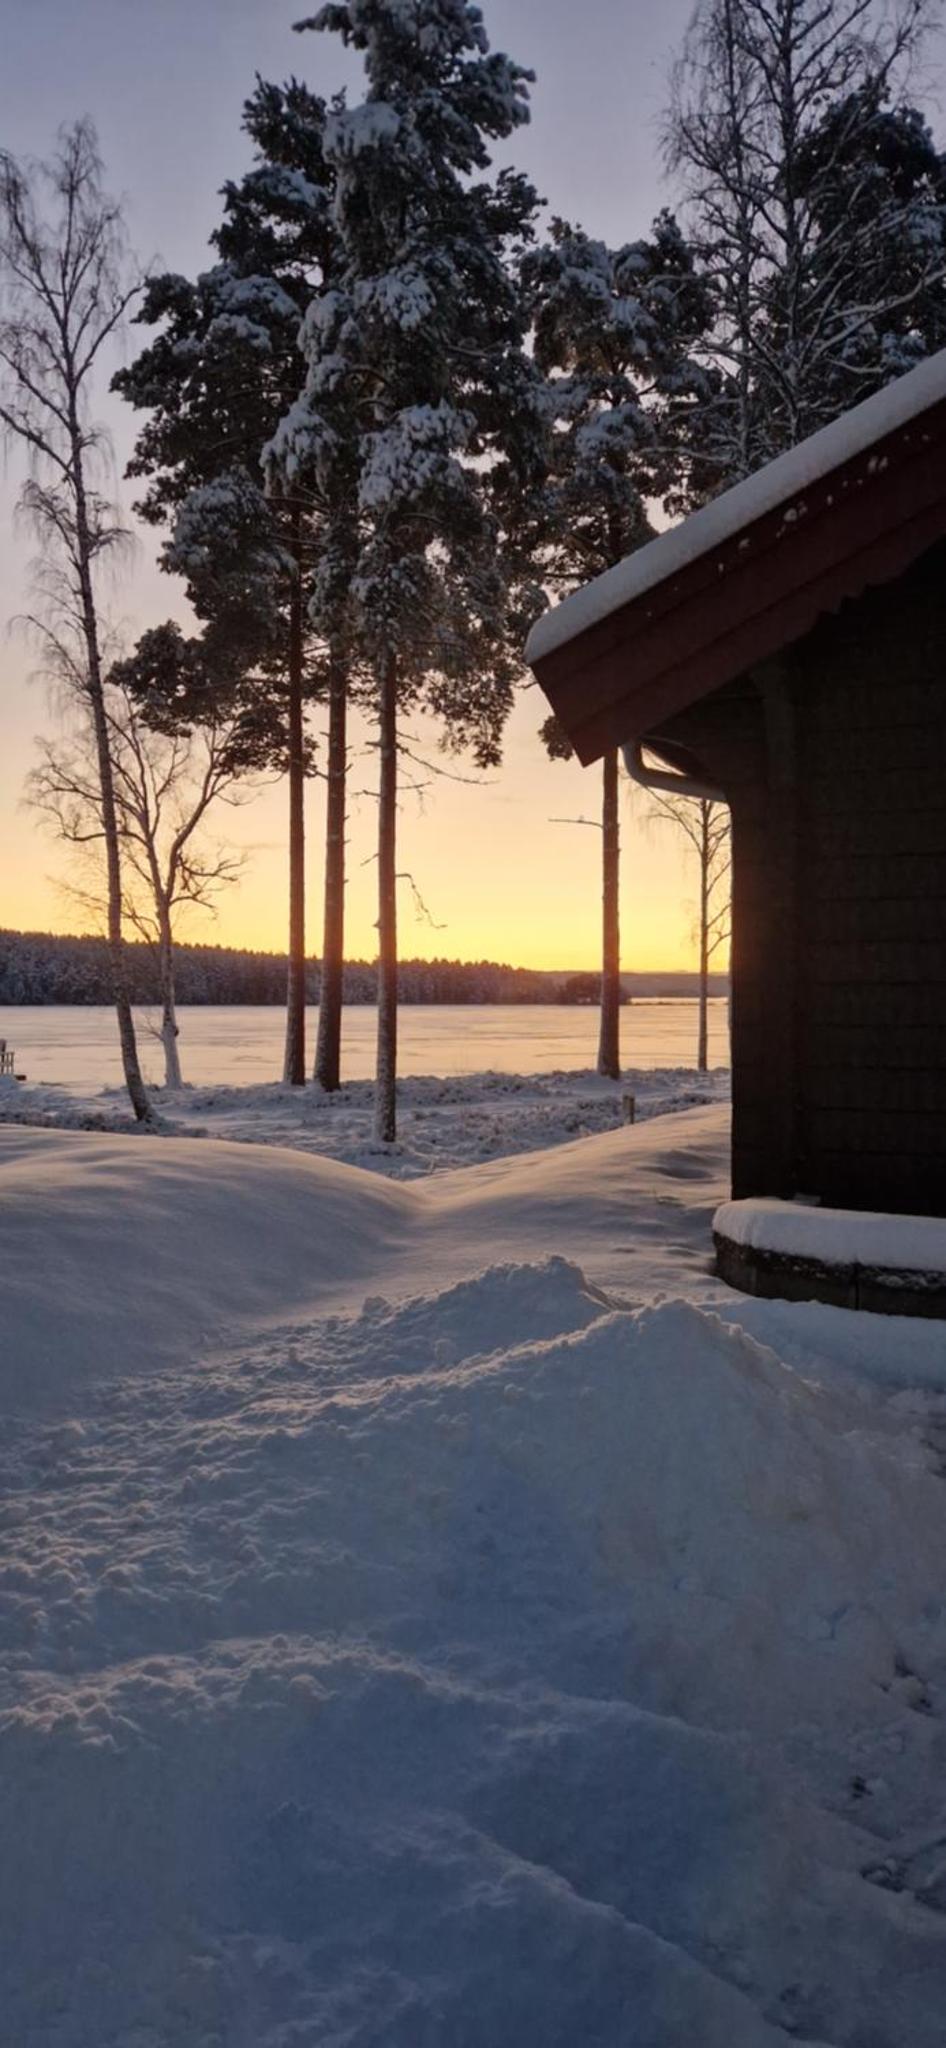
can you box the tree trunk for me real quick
[71,429,151,1122]
[314,649,347,1091]
[698,802,710,1074]
[374,651,398,1144]
[157,901,183,1089]
[722,0,755,478]
[597,748,621,1080]
[283,515,307,1086]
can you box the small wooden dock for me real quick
[0,1041,16,1077]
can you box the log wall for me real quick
[652,540,946,1215]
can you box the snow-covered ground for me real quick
[3,1106,946,2044]
[0,1064,730,1176]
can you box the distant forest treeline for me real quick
[0,930,728,1008]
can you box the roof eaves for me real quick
[526,347,946,669]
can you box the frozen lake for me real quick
[0,1000,730,1095]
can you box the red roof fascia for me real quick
[532,396,946,766]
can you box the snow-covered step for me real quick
[714,1197,946,1317]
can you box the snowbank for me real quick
[0,1104,729,1414]
[0,1125,415,1413]
[3,1111,946,2044]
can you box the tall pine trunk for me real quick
[697,801,710,1074]
[72,422,151,1123]
[283,514,307,1086]
[374,651,398,1144]
[597,747,621,1079]
[314,649,347,1091]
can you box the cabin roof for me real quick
[526,349,946,765]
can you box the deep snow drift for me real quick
[3,1109,946,2046]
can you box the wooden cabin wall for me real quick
[791,543,946,1215]
[654,540,946,1214]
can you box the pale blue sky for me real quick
[1,0,941,967]
[1,1,690,264]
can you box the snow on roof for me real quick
[526,347,946,667]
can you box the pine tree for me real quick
[526,216,710,1078]
[785,81,946,414]
[113,78,336,1085]
[668,0,945,485]
[269,0,541,1142]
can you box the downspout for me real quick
[621,737,725,805]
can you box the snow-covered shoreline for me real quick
[4,1104,946,2044]
[0,1062,730,1177]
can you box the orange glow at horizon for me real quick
[2,695,725,977]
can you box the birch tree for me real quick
[648,792,731,1071]
[29,674,247,1086]
[0,122,151,1119]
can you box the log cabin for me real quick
[526,351,946,1228]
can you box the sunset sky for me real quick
[0,0,918,972]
